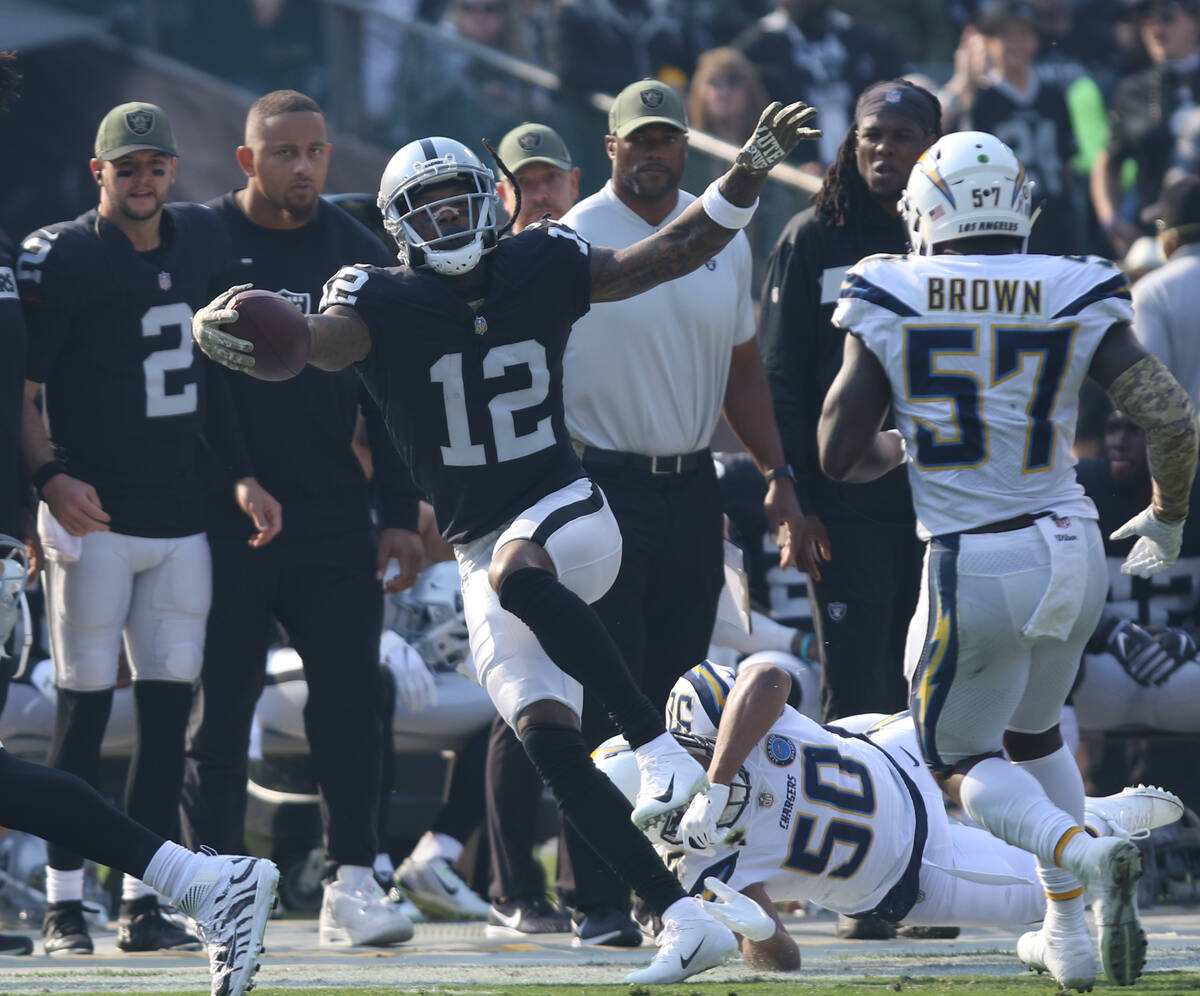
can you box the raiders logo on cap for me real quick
[518,132,541,151]
[640,87,666,109]
[126,109,155,136]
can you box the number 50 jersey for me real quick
[321,221,592,544]
[833,253,1133,539]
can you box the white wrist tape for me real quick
[701,180,758,230]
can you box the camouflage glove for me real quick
[191,283,255,373]
[736,101,822,175]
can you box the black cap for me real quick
[978,0,1039,34]
[1151,174,1200,230]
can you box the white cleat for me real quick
[318,877,414,947]
[1017,926,1097,992]
[631,735,709,831]
[1074,837,1147,986]
[176,854,279,996]
[394,856,491,920]
[625,898,737,984]
[1084,785,1185,840]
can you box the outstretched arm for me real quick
[588,101,820,303]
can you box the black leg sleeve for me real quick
[126,680,193,841]
[0,748,162,878]
[521,723,683,917]
[46,687,114,871]
[497,568,662,749]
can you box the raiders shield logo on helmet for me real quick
[126,109,155,136]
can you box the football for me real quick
[227,289,311,382]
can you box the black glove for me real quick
[1103,618,1194,687]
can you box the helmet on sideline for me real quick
[377,136,499,275]
[900,131,1034,255]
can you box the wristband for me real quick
[701,180,758,230]
[764,464,795,486]
[32,460,67,497]
[799,631,816,663]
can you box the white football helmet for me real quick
[377,137,499,275]
[592,733,751,843]
[900,131,1035,255]
[0,535,31,679]
[383,561,469,672]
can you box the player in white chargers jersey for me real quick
[596,657,1184,972]
[816,131,1198,991]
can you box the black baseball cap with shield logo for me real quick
[94,101,178,161]
[608,79,688,138]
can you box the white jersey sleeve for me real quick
[833,253,1130,538]
[666,661,737,738]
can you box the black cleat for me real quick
[42,900,93,956]
[572,905,643,947]
[117,895,203,952]
[0,932,33,955]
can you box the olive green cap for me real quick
[94,101,177,161]
[498,122,573,172]
[608,79,688,138]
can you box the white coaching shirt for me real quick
[561,182,755,456]
[832,253,1133,539]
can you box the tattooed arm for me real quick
[1090,321,1198,522]
[588,101,819,303]
[307,307,372,372]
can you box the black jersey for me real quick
[321,221,591,544]
[204,193,417,541]
[967,77,1078,254]
[0,226,27,536]
[18,204,232,537]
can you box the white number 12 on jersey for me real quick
[430,340,555,465]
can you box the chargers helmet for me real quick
[592,733,751,844]
[377,137,499,275]
[0,536,31,679]
[383,561,469,672]
[900,131,1034,255]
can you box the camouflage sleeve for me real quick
[1107,354,1199,522]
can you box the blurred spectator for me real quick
[552,0,713,97]
[733,0,905,165]
[1131,174,1200,405]
[1091,0,1200,257]
[948,2,1081,254]
[1030,0,1124,95]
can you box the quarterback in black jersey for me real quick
[18,101,280,956]
[195,100,820,983]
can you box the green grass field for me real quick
[38,976,1200,996]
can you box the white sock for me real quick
[1039,864,1088,937]
[121,873,157,903]
[335,864,375,892]
[1015,745,1085,824]
[373,852,395,879]
[142,842,207,905]
[959,756,1079,865]
[45,867,84,904]
[410,831,461,865]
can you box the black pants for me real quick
[557,458,724,911]
[484,713,554,901]
[809,518,922,722]
[181,530,383,868]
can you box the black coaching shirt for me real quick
[0,226,27,537]
[321,221,591,544]
[18,205,245,537]
[206,193,418,541]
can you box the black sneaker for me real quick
[632,902,662,941]
[571,905,643,947]
[484,897,571,937]
[0,932,33,955]
[42,900,93,956]
[116,895,203,952]
[897,924,961,939]
[835,913,897,940]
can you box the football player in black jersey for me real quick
[17,101,281,957]
[180,89,423,949]
[194,99,820,983]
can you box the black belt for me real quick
[580,446,711,476]
[960,512,1042,535]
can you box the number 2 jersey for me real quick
[665,662,922,917]
[833,253,1133,538]
[19,205,240,537]
[321,222,591,544]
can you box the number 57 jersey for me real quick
[321,221,592,544]
[833,253,1133,539]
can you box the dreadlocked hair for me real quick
[0,52,20,114]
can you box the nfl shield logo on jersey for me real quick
[158,271,171,291]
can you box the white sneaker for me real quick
[625,898,736,984]
[175,854,279,996]
[1017,926,1097,992]
[1073,837,1146,986]
[1085,785,1184,840]
[631,736,709,831]
[318,877,414,947]
[395,856,491,920]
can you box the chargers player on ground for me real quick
[193,100,821,983]
[815,131,1198,990]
